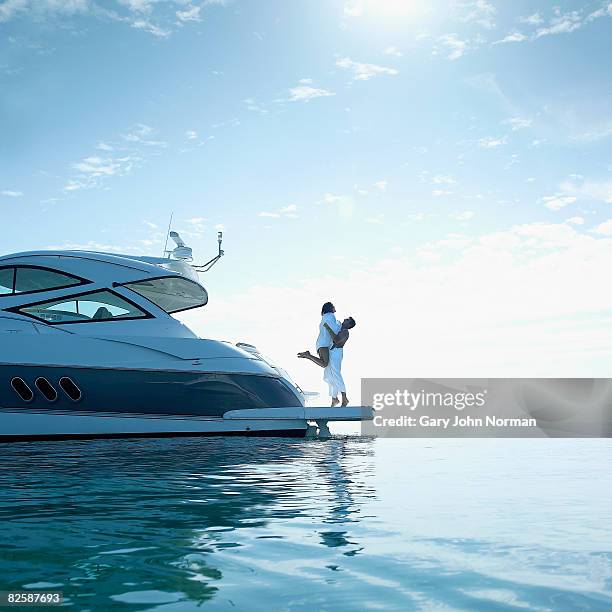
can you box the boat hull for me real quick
[0,364,309,440]
[0,409,308,441]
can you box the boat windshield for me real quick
[122,276,208,314]
[16,290,149,324]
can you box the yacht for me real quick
[0,233,372,441]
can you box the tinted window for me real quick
[17,290,149,324]
[14,267,83,294]
[0,268,14,295]
[123,277,208,313]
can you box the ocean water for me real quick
[1,437,611,611]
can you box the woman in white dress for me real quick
[322,317,355,406]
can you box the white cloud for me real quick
[244,98,267,113]
[561,179,612,204]
[541,194,577,211]
[185,130,198,140]
[495,6,612,47]
[322,194,343,205]
[279,204,298,217]
[258,204,298,219]
[503,117,532,131]
[287,84,334,102]
[433,189,452,197]
[374,180,387,191]
[122,123,166,147]
[566,216,584,226]
[320,193,354,218]
[343,0,363,18]
[494,31,528,44]
[451,210,475,221]
[47,239,144,254]
[1,189,23,197]
[460,0,496,29]
[176,5,201,23]
[131,19,171,37]
[437,34,468,60]
[0,0,28,22]
[535,11,582,38]
[0,1,225,48]
[384,45,402,57]
[176,216,207,241]
[120,0,154,13]
[0,0,89,23]
[505,153,520,170]
[478,136,507,148]
[63,180,86,192]
[73,156,125,176]
[336,57,399,81]
[573,122,612,143]
[62,123,166,193]
[593,219,612,236]
[432,174,456,185]
[0,0,228,37]
[519,12,544,26]
[586,4,612,21]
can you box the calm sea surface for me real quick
[1,437,611,611]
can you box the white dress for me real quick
[324,347,345,398]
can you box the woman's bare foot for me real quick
[297,351,310,358]
[331,397,339,407]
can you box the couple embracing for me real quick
[298,302,356,407]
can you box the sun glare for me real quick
[347,0,424,21]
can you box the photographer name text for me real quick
[373,414,537,429]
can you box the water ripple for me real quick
[0,437,610,610]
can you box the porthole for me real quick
[10,377,34,402]
[59,377,82,402]
[35,377,58,402]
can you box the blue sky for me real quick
[2,0,612,392]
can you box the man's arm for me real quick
[324,322,341,343]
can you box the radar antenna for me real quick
[165,231,193,261]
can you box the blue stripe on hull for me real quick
[0,430,307,442]
[0,365,302,418]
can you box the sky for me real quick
[2,0,612,400]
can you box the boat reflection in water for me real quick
[0,437,376,609]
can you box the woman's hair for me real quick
[345,317,356,329]
[321,302,335,315]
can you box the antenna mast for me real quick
[194,231,224,273]
[162,212,174,258]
